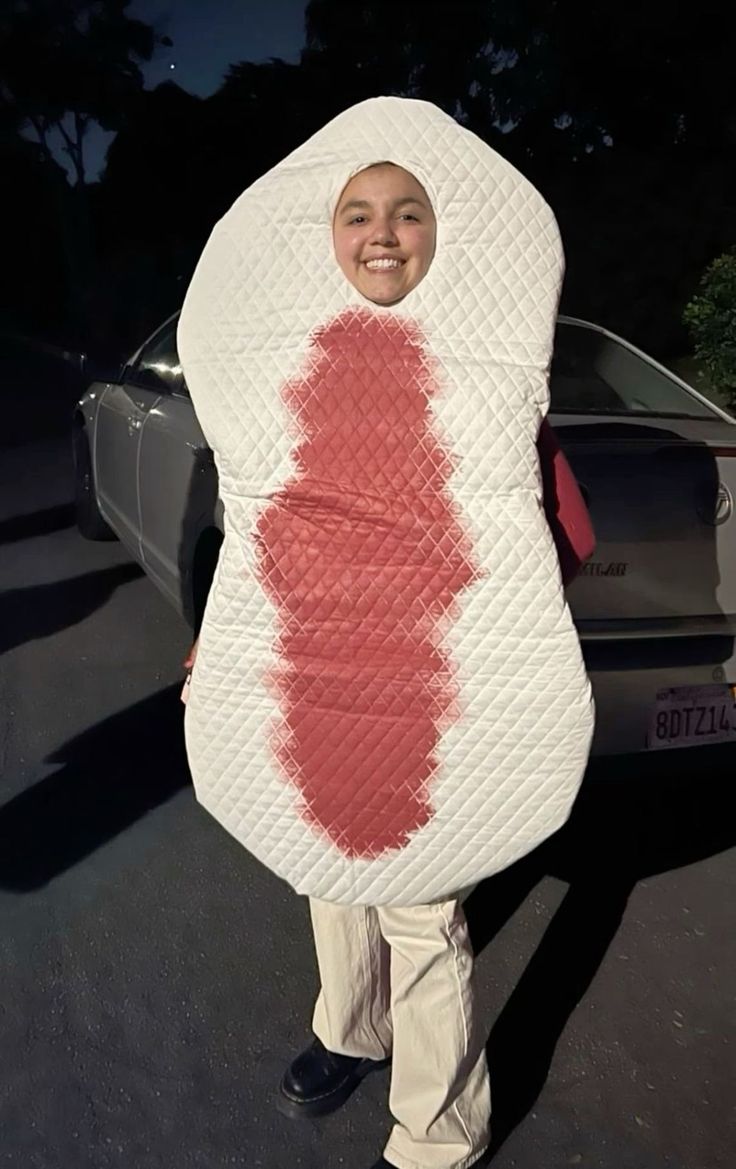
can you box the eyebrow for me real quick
[338,196,429,213]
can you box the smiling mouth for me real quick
[364,258,405,271]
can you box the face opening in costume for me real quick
[332,162,437,306]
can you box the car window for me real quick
[128,320,187,394]
[550,323,715,419]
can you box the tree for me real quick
[683,252,736,402]
[0,0,162,186]
[303,0,736,161]
[94,82,207,356]
[0,95,69,337]
[301,1,736,354]
[0,0,168,341]
[303,0,503,130]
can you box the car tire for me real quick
[73,426,117,541]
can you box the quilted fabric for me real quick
[177,96,594,906]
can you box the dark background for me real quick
[2,0,735,372]
[2,7,735,1166]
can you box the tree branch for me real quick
[73,110,88,186]
[56,118,76,155]
[25,113,53,162]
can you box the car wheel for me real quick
[73,426,117,541]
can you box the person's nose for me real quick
[371,216,398,246]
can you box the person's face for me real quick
[332,164,436,305]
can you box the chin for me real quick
[359,283,408,306]
[366,295,405,307]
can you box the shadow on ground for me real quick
[0,684,189,890]
[2,670,734,1157]
[0,563,143,654]
[468,747,736,1161]
[0,343,85,450]
[0,503,75,545]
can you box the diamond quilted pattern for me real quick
[178,97,594,906]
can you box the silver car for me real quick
[74,313,736,757]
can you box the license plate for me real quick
[647,683,736,750]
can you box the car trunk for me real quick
[554,415,736,636]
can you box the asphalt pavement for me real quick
[1,435,734,1169]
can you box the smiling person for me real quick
[178,98,594,1169]
[332,163,437,304]
[274,161,492,1168]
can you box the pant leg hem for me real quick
[311,1025,391,1061]
[382,1143,489,1169]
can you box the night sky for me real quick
[54,0,309,181]
[129,0,306,96]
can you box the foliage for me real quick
[2,0,736,360]
[0,0,162,185]
[0,0,166,341]
[683,251,736,401]
[304,0,736,162]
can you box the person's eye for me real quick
[399,213,419,222]
[348,215,367,225]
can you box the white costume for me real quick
[178,97,594,908]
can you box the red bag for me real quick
[537,419,595,586]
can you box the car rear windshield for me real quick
[550,323,716,419]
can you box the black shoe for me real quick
[278,1037,390,1119]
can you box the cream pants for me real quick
[309,897,491,1169]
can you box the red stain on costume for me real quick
[255,309,480,858]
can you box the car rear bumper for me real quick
[584,632,736,756]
